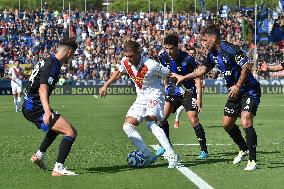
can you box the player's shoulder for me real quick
[221,41,242,55]
[144,56,158,67]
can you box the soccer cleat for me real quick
[143,154,157,167]
[198,151,209,160]
[174,120,179,128]
[155,146,166,156]
[164,152,180,168]
[52,166,78,176]
[244,160,257,171]
[31,154,48,170]
[233,150,248,164]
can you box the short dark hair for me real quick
[203,24,221,37]
[59,37,78,51]
[124,40,141,52]
[164,34,179,47]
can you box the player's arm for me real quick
[99,70,123,97]
[195,77,203,113]
[39,84,52,125]
[260,63,284,72]
[171,65,211,85]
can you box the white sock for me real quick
[175,106,184,121]
[13,96,17,110]
[147,121,174,154]
[54,162,64,171]
[36,150,44,159]
[17,97,21,109]
[123,123,152,157]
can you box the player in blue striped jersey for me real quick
[22,38,79,176]
[156,34,208,160]
[172,24,261,171]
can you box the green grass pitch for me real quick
[0,94,283,189]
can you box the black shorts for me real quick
[22,99,60,132]
[224,95,260,117]
[165,92,197,113]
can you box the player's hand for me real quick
[196,98,202,113]
[170,73,185,86]
[43,110,53,125]
[99,86,107,98]
[259,63,268,72]
[228,85,240,98]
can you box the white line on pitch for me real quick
[150,145,214,189]
[173,143,231,146]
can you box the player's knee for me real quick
[188,113,199,127]
[146,121,156,131]
[123,123,135,133]
[241,112,253,128]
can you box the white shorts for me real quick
[126,94,165,123]
[11,81,22,94]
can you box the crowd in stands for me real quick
[0,7,284,85]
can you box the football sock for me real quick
[160,121,170,143]
[17,97,21,109]
[39,130,59,153]
[56,136,75,164]
[175,106,184,121]
[193,124,208,153]
[54,162,64,171]
[225,124,248,152]
[147,121,174,154]
[244,126,257,161]
[13,96,17,110]
[123,123,152,157]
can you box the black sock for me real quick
[56,136,75,164]
[160,121,171,144]
[225,124,248,152]
[39,130,58,152]
[244,126,257,161]
[193,124,207,153]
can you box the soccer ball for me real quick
[127,150,146,167]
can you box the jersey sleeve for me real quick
[118,58,127,74]
[39,59,55,86]
[155,60,170,77]
[234,49,248,68]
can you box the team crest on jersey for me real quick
[48,77,54,85]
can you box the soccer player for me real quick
[174,47,199,128]
[22,38,78,176]
[172,24,261,171]
[156,34,208,160]
[7,60,23,112]
[260,60,284,72]
[99,40,179,168]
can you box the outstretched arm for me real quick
[99,70,123,97]
[260,63,284,72]
[171,65,210,85]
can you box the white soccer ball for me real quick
[127,150,146,167]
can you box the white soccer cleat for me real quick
[233,150,248,164]
[31,154,48,170]
[244,160,257,171]
[52,165,78,176]
[164,152,180,168]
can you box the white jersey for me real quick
[8,66,22,85]
[119,56,170,122]
[119,56,170,96]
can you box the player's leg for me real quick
[240,96,259,171]
[174,105,184,128]
[16,86,22,112]
[146,115,179,168]
[223,97,249,164]
[49,115,78,176]
[156,101,173,156]
[11,84,18,112]
[187,110,208,159]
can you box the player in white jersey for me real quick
[99,41,180,168]
[7,60,23,112]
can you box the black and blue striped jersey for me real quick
[159,49,197,96]
[26,54,62,103]
[204,41,260,96]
